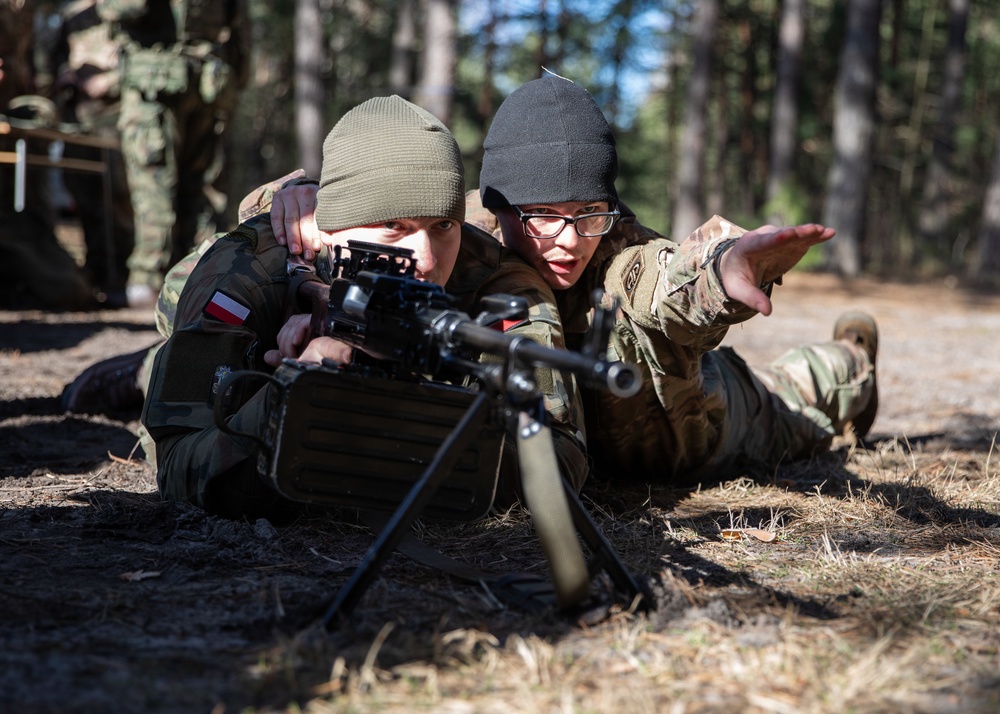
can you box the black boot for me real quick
[60,347,151,416]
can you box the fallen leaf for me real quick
[719,528,777,543]
[744,528,777,543]
[120,570,161,582]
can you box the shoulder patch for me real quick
[204,290,251,326]
[620,249,644,308]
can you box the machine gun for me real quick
[298,239,639,396]
[220,240,653,626]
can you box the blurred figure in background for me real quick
[51,0,134,306]
[97,0,248,307]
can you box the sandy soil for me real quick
[1,269,998,712]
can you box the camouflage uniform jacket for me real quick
[51,1,122,126]
[142,215,588,516]
[466,191,767,481]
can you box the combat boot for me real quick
[61,347,150,416]
[833,311,879,439]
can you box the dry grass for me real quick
[232,436,1000,713]
[8,271,997,712]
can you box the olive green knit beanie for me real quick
[315,95,466,231]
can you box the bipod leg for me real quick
[561,479,655,612]
[320,392,488,628]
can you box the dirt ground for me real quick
[1,268,999,713]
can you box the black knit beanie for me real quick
[316,96,466,231]
[479,75,618,209]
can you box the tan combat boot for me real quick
[833,311,879,439]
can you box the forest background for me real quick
[23,0,997,283]
[184,0,1000,286]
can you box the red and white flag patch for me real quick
[489,318,525,332]
[204,291,251,326]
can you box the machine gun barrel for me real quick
[439,315,640,398]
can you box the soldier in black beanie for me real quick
[471,73,878,483]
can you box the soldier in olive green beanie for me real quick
[140,94,475,519]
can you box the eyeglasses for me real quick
[512,205,620,239]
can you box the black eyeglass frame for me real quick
[511,205,620,239]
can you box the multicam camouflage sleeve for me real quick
[581,215,767,480]
[603,215,758,349]
[235,169,310,224]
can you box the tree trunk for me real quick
[553,0,569,71]
[738,15,757,219]
[766,0,804,225]
[706,70,729,219]
[389,0,417,97]
[890,0,938,273]
[822,0,882,277]
[413,0,457,124]
[672,0,719,240]
[294,0,324,179]
[473,0,498,172]
[917,0,969,269]
[535,0,550,74]
[972,131,1000,285]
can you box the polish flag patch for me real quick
[498,319,525,332]
[204,291,251,325]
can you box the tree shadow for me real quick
[872,412,1000,453]
[0,395,64,419]
[0,475,852,713]
[576,480,843,631]
[0,319,157,353]
[776,443,1000,528]
[0,415,142,478]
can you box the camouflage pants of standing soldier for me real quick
[62,103,135,295]
[117,62,234,292]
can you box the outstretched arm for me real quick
[719,223,835,315]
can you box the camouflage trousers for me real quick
[694,339,875,480]
[117,84,233,290]
[586,328,876,484]
[62,102,134,293]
